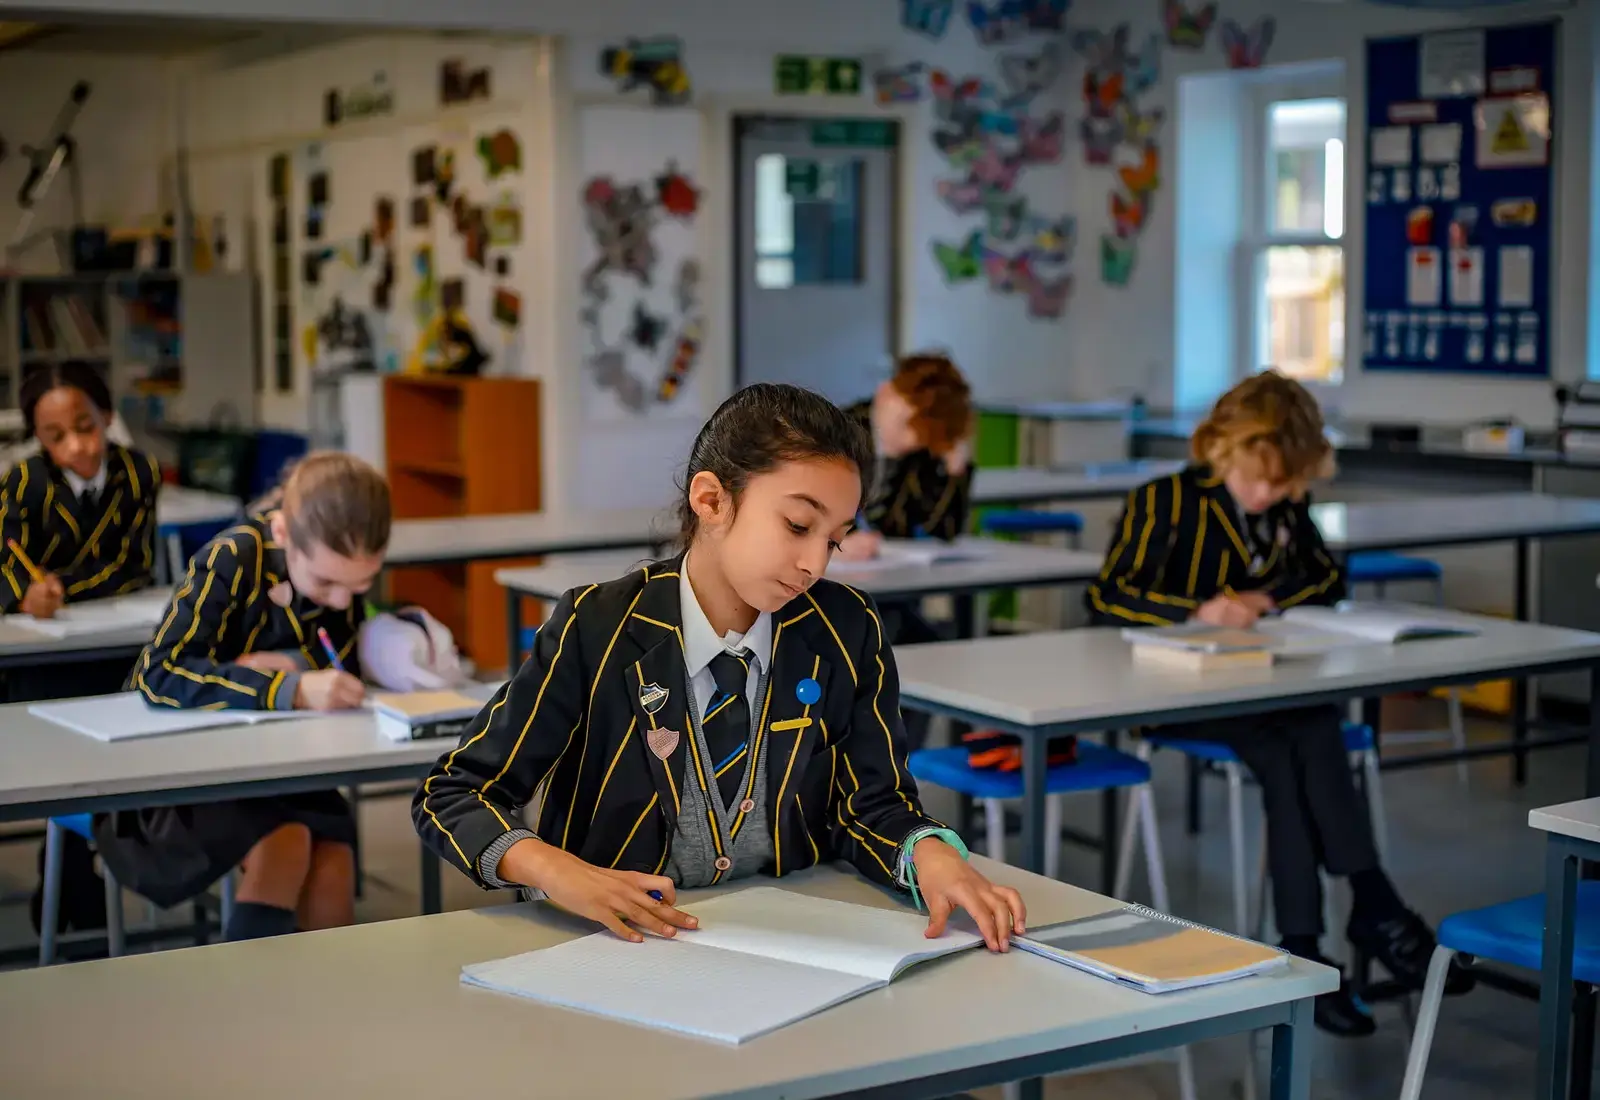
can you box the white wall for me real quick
[1067,0,1595,427]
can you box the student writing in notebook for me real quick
[2,361,162,938]
[415,384,1026,950]
[1085,372,1470,1036]
[102,454,399,941]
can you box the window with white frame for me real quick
[1251,95,1347,384]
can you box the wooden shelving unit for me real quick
[384,374,542,672]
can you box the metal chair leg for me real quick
[1225,764,1249,935]
[1138,785,1170,911]
[1114,784,1140,900]
[220,870,236,931]
[1398,946,1458,1100]
[1043,795,1063,881]
[39,820,64,966]
[103,865,125,958]
[983,799,1006,863]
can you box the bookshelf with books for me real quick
[384,374,542,672]
[0,273,257,430]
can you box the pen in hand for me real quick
[317,626,345,672]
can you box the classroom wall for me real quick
[1065,0,1595,427]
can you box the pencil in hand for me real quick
[7,539,45,585]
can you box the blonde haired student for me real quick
[1087,372,1471,1036]
[102,452,391,941]
[415,384,1025,950]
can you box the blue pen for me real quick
[648,890,665,902]
[316,626,345,672]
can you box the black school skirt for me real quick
[93,792,356,909]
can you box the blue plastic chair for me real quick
[1345,550,1443,597]
[908,739,1196,1100]
[978,509,1085,548]
[1399,886,1600,1099]
[1139,723,1384,938]
[39,815,121,965]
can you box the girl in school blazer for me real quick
[3,360,161,938]
[1086,372,1472,1037]
[105,452,392,942]
[416,383,1026,949]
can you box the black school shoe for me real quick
[1348,909,1476,996]
[1284,945,1377,1037]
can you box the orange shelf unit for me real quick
[384,375,542,672]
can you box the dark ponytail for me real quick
[20,360,113,436]
[677,383,873,547]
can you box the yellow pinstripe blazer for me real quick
[0,443,160,613]
[1086,465,1345,626]
[127,514,364,710]
[413,554,941,892]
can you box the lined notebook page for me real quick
[681,888,981,982]
[461,935,875,1045]
[30,693,318,741]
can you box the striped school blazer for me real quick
[413,554,941,891]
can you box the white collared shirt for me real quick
[678,553,773,722]
[62,462,107,502]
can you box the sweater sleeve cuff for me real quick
[479,828,538,889]
[268,672,300,710]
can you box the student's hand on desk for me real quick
[1194,595,1259,629]
[236,652,300,673]
[503,838,699,943]
[20,576,63,619]
[294,669,366,710]
[913,837,1027,952]
[834,531,883,561]
[1233,591,1277,615]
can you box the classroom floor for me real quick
[0,698,1572,1099]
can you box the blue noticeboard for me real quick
[1362,21,1555,377]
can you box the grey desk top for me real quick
[1529,798,1600,845]
[0,704,453,820]
[0,861,1335,1100]
[0,587,177,668]
[156,485,242,527]
[971,461,1184,506]
[494,538,1103,603]
[895,610,1600,730]
[1312,494,1600,551]
[388,506,672,566]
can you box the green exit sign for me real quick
[775,55,862,96]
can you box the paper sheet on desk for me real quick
[31,692,331,741]
[827,541,986,574]
[15,591,171,638]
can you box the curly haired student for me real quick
[1087,371,1471,1037]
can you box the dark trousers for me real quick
[1157,704,1381,938]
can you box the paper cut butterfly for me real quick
[1080,115,1123,166]
[1222,17,1275,70]
[1101,234,1137,287]
[1082,69,1125,120]
[1024,0,1069,33]
[1018,112,1064,165]
[1162,0,1218,50]
[1123,32,1163,97]
[1110,190,1148,237]
[983,246,1034,293]
[902,0,956,38]
[932,230,985,284]
[1118,102,1165,146]
[873,62,926,106]
[1118,143,1161,194]
[1068,23,1130,73]
[966,0,1028,46]
[998,41,1062,105]
[970,146,1023,191]
[984,194,1029,241]
[929,70,990,122]
[935,177,986,214]
[1024,272,1072,319]
[1029,215,1076,264]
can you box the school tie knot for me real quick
[78,487,96,513]
[709,649,750,697]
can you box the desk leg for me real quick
[505,587,524,675]
[1538,837,1579,1100]
[1587,665,1600,799]
[1101,729,1120,896]
[1268,997,1312,1100]
[421,849,443,916]
[1021,730,1049,875]
[1513,536,1531,786]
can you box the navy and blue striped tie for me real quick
[705,650,752,808]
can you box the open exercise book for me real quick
[1017,905,1286,994]
[1123,602,1478,670]
[31,692,325,742]
[460,888,983,1045]
[14,590,172,639]
[826,538,986,575]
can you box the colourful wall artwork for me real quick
[1162,0,1218,51]
[925,35,1075,319]
[1072,22,1163,287]
[600,37,692,105]
[902,0,955,38]
[1221,17,1275,70]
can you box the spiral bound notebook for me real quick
[1016,905,1287,994]
[460,888,983,1044]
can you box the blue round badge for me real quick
[795,678,822,705]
